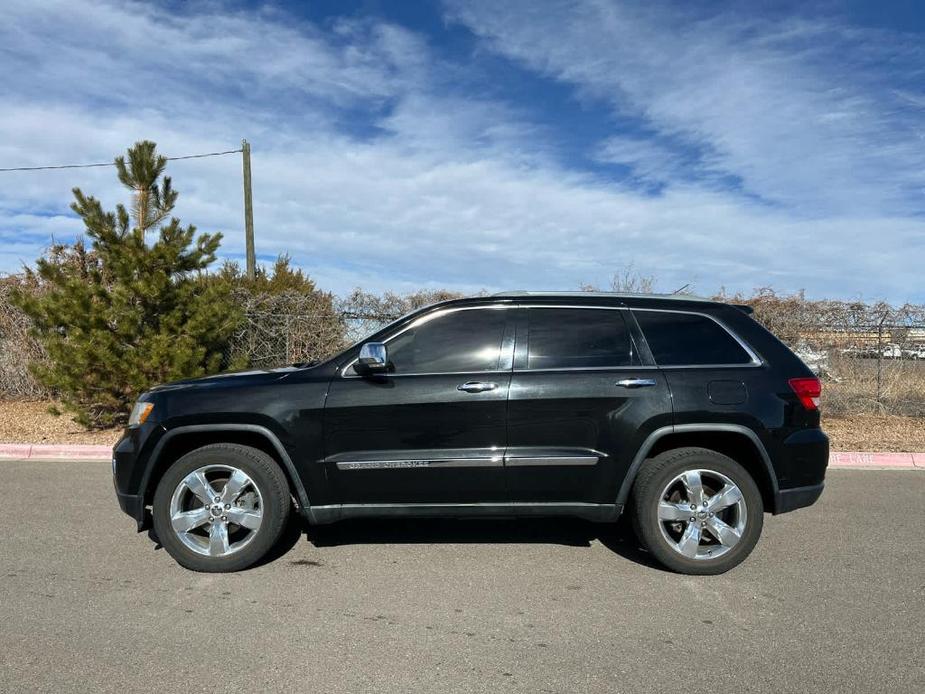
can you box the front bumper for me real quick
[112,423,162,530]
[115,489,147,529]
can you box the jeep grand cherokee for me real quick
[113,292,828,574]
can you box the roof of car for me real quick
[491,290,713,302]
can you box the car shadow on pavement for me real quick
[146,511,666,572]
[289,516,666,571]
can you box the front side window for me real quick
[633,310,753,365]
[524,308,635,369]
[385,308,508,374]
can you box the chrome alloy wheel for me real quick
[656,468,747,560]
[168,465,264,557]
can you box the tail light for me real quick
[788,377,821,411]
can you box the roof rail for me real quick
[491,290,714,302]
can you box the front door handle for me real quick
[615,378,657,388]
[457,381,498,393]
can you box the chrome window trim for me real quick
[630,307,763,368]
[341,303,514,378]
[514,304,762,371]
[514,304,764,373]
[341,302,762,376]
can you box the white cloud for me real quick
[445,0,925,217]
[0,0,922,304]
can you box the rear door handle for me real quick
[615,378,657,388]
[457,381,498,393]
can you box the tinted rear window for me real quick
[633,311,753,365]
[525,308,635,369]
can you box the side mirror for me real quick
[356,342,388,374]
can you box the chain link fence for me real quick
[729,291,925,416]
[2,280,923,416]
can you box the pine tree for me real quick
[13,141,243,428]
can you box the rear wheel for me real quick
[152,443,291,572]
[630,447,763,575]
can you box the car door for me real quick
[506,305,672,504]
[323,304,515,505]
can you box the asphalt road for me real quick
[1,461,922,694]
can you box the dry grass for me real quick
[823,356,925,417]
[0,400,121,446]
[1,399,923,453]
[822,414,925,452]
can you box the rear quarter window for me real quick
[633,310,754,366]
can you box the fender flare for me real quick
[140,424,311,511]
[615,423,779,508]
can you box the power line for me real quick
[0,148,243,173]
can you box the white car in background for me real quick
[881,343,903,359]
[794,342,831,376]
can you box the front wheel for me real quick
[152,443,291,572]
[630,447,764,575]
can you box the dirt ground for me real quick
[0,400,922,451]
[0,401,122,446]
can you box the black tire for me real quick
[152,443,291,572]
[630,447,764,575]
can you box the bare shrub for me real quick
[581,264,660,293]
[0,276,48,399]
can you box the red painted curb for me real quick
[828,452,916,469]
[0,444,922,468]
[0,444,33,459]
[0,443,113,460]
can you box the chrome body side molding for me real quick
[504,455,599,467]
[334,451,601,470]
[336,457,503,470]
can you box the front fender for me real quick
[139,423,312,514]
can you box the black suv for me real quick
[113,292,828,574]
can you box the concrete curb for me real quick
[0,443,923,469]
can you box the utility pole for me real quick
[242,139,255,281]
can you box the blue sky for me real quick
[1,0,923,301]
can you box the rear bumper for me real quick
[774,482,824,514]
[778,427,829,489]
[771,427,828,514]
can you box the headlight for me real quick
[128,401,154,427]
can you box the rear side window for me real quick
[633,311,753,366]
[387,308,507,373]
[525,308,635,369]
